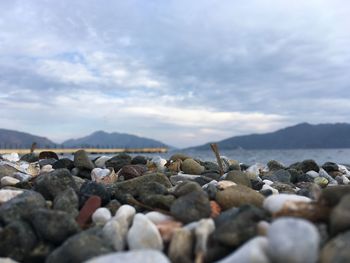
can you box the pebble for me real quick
[127,213,163,250]
[329,194,350,236]
[181,158,204,175]
[84,250,170,263]
[145,211,174,224]
[320,230,350,263]
[225,170,251,187]
[74,150,95,170]
[267,217,320,263]
[0,189,23,204]
[168,228,193,263]
[92,207,112,225]
[118,164,147,180]
[76,195,102,228]
[218,236,269,263]
[263,193,311,214]
[94,156,111,168]
[0,176,20,186]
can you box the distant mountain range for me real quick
[189,123,350,150]
[0,129,168,149]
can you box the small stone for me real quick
[169,153,191,161]
[84,250,170,263]
[314,177,328,188]
[225,171,251,187]
[94,156,111,168]
[127,213,163,250]
[171,181,202,197]
[320,230,350,263]
[0,257,19,263]
[0,164,18,179]
[301,159,320,173]
[145,211,174,224]
[105,199,121,215]
[168,228,193,263]
[91,168,111,181]
[210,200,221,218]
[156,220,183,242]
[181,159,205,175]
[322,162,339,173]
[329,194,350,236]
[20,153,39,163]
[79,181,111,207]
[263,193,311,214]
[105,153,132,172]
[217,180,237,190]
[217,236,269,263]
[118,165,147,180]
[39,151,59,160]
[267,217,320,263]
[2,153,19,162]
[170,191,211,224]
[267,160,285,171]
[318,185,350,207]
[41,164,54,173]
[52,158,74,170]
[92,208,112,225]
[76,195,102,228]
[0,176,20,186]
[215,185,265,210]
[307,170,319,178]
[53,187,79,217]
[74,150,95,170]
[131,155,148,165]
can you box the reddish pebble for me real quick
[156,220,183,242]
[76,195,102,228]
[210,200,221,218]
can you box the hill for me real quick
[62,130,169,148]
[189,123,350,150]
[0,129,56,148]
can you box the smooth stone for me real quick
[118,164,147,180]
[168,228,193,263]
[330,194,350,236]
[217,180,237,190]
[171,181,202,197]
[41,164,54,173]
[156,220,183,242]
[307,170,319,178]
[318,185,350,207]
[320,230,350,263]
[169,174,201,185]
[263,194,311,214]
[29,208,80,244]
[202,180,218,199]
[91,168,111,182]
[0,190,46,224]
[270,182,296,194]
[202,161,220,172]
[169,153,191,161]
[39,151,59,160]
[145,211,174,224]
[141,194,175,210]
[79,181,111,207]
[322,162,339,173]
[0,220,38,262]
[194,218,215,257]
[53,187,79,217]
[210,200,221,218]
[225,171,251,187]
[0,176,20,186]
[127,213,163,250]
[314,177,329,188]
[46,228,113,263]
[170,191,211,224]
[13,172,31,182]
[20,153,39,163]
[84,250,170,263]
[151,156,167,172]
[103,205,135,251]
[213,206,268,247]
[251,180,264,191]
[105,153,132,172]
[52,158,74,170]
[2,153,19,162]
[94,156,111,168]
[33,168,78,200]
[131,155,148,165]
[267,217,320,263]
[76,196,102,228]
[228,160,241,171]
[74,150,95,170]
[181,159,204,175]
[104,199,121,215]
[261,184,279,195]
[0,164,18,179]
[215,185,265,210]
[301,159,320,173]
[214,207,240,226]
[218,236,269,263]
[0,258,19,263]
[267,160,285,171]
[92,208,112,225]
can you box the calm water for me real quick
[88,148,350,166]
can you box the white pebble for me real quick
[2,153,20,162]
[91,168,111,181]
[0,189,23,204]
[261,184,279,195]
[263,194,311,214]
[41,164,54,173]
[262,179,274,186]
[145,211,174,224]
[92,208,112,225]
[306,170,319,178]
[1,176,20,186]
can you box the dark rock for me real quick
[76,168,93,180]
[320,230,350,263]
[203,182,218,199]
[0,190,46,224]
[215,185,265,210]
[262,169,291,184]
[142,194,175,210]
[200,171,221,181]
[52,158,75,170]
[39,158,57,167]
[33,168,78,200]
[29,208,80,244]
[319,185,350,207]
[170,191,211,223]
[228,161,241,171]
[213,205,269,247]
[271,182,295,194]
[193,175,214,186]
[322,162,339,173]
[225,171,252,187]
[20,153,39,163]
[260,189,273,197]
[139,181,168,197]
[39,151,59,160]
[46,227,113,263]
[74,150,95,170]
[287,168,299,183]
[27,241,55,263]
[105,153,132,172]
[181,158,204,175]
[301,159,320,173]
[296,182,321,200]
[201,161,220,172]
[76,196,102,228]
[118,164,147,180]
[53,187,79,217]
[214,207,240,226]
[105,199,121,216]
[109,173,172,200]
[330,194,350,236]
[131,155,147,165]
[172,181,202,197]
[240,163,250,171]
[79,181,110,207]
[251,180,264,191]
[0,220,38,261]
[0,164,18,179]
[297,173,315,183]
[169,153,190,161]
[267,160,285,171]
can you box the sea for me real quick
[88,148,350,166]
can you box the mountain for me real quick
[0,129,56,148]
[62,130,169,148]
[189,123,350,150]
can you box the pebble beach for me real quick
[1,149,350,263]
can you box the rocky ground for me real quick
[0,150,350,263]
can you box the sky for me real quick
[0,0,350,148]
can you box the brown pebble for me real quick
[210,201,221,218]
[76,195,102,228]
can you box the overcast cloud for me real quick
[0,0,349,147]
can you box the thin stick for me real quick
[210,143,224,176]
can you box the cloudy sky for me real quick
[0,0,349,147]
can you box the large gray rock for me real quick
[53,187,79,217]
[84,250,170,263]
[74,150,95,170]
[181,159,204,175]
[330,194,350,236]
[320,230,350,263]
[225,171,252,187]
[267,217,320,263]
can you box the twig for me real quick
[210,143,224,176]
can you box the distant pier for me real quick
[0,147,168,155]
